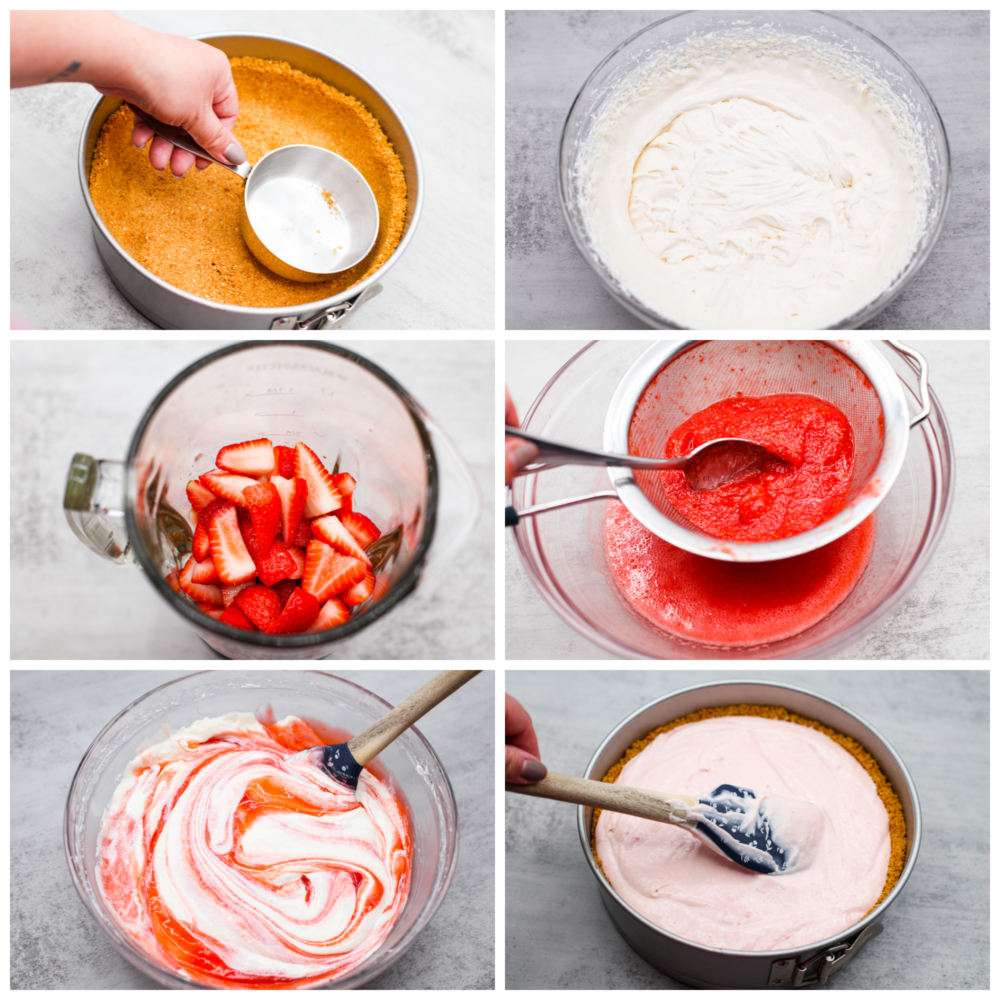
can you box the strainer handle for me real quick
[505,490,618,526]
[886,341,931,428]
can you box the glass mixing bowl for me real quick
[509,342,954,659]
[559,11,951,330]
[64,671,459,989]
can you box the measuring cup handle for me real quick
[126,103,251,179]
[64,454,135,565]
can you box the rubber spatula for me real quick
[507,770,825,874]
[290,669,480,789]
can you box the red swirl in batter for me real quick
[98,713,411,989]
[660,393,854,542]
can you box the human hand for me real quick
[505,388,538,485]
[505,694,547,784]
[96,27,243,178]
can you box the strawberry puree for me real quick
[98,713,411,989]
[605,501,874,646]
[660,393,854,542]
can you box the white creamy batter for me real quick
[579,30,929,328]
[594,716,891,951]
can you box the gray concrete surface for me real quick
[504,340,988,660]
[12,340,494,660]
[11,669,495,989]
[505,669,988,989]
[11,10,494,330]
[506,10,989,330]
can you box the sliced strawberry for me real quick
[221,581,255,608]
[190,556,220,584]
[302,540,366,603]
[265,587,320,634]
[273,445,296,479]
[200,470,260,506]
[312,513,371,565]
[186,479,217,512]
[305,597,351,632]
[271,578,299,609]
[338,493,353,515]
[242,482,281,554]
[370,571,392,604]
[294,443,342,519]
[216,438,275,477]
[238,508,298,587]
[331,471,356,495]
[287,545,306,580]
[198,602,226,621]
[293,518,313,547]
[219,604,257,631]
[179,556,223,605]
[341,568,376,607]
[192,521,211,562]
[271,476,308,547]
[340,511,382,549]
[209,504,257,584]
[236,584,282,631]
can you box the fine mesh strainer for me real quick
[511,340,929,562]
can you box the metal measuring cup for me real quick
[127,104,380,282]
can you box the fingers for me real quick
[147,135,174,172]
[505,387,519,427]
[505,438,538,485]
[505,694,542,758]
[168,147,196,178]
[505,746,547,784]
[131,122,153,148]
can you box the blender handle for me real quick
[886,340,931,429]
[63,453,135,565]
[422,417,482,569]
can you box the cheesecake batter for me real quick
[594,715,892,951]
[579,30,929,328]
[98,713,411,989]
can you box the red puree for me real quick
[605,393,874,646]
[661,393,854,542]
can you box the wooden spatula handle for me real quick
[348,670,481,767]
[506,770,698,825]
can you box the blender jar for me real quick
[64,341,479,659]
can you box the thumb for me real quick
[185,107,246,167]
[505,745,547,784]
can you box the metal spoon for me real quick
[507,771,825,875]
[286,669,480,789]
[127,104,380,282]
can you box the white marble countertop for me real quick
[505,340,988,660]
[505,10,989,330]
[12,339,494,660]
[504,669,988,989]
[11,668,495,989]
[11,10,494,330]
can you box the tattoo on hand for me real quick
[45,60,82,83]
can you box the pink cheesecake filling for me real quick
[595,716,890,951]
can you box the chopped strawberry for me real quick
[294,443,342,519]
[340,511,382,549]
[242,482,281,553]
[287,545,306,580]
[271,578,299,608]
[179,556,223,605]
[208,504,257,584]
[193,498,230,561]
[271,476,308,547]
[370,571,392,604]
[238,508,298,586]
[190,556,220,584]
[265,588,320,634]
[312,513,371,565]
[293,518,313,547]
[186,479,217,512]
[236,584,282,631]
[273,445,296,479]
[165,568,182,594]
[304,597,351,632]
[331,471,356,495]
[200,470,260,506]
[338,493,353,515]
[302,539,366,603]
[198,602,226,621]
[341,568,376,607]
[221,581,254,608]
[219,604,257,631]
[216,438,275,477]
